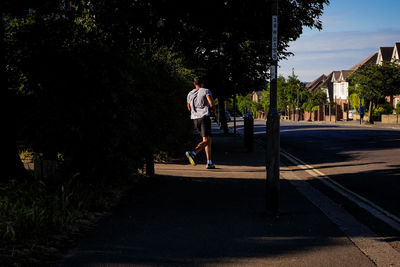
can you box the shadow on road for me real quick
[279,126,400,166]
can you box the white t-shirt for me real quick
[187,88,212,119]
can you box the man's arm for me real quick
[206,95,216,114]
[187,102,191,112]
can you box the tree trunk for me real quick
[218,96,229,134]
[368,100,374,124]
[233,94,237,134]
[292,105,296,121]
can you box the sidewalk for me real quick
[59,124,398,266]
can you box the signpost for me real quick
[266,0,280,215]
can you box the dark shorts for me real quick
[360,114,364,119]
[193,116,211,137]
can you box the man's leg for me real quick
[204,137,212,161]
[194,137,208,154]
[186,137,208,166]
[186,116,214,167]
[186,119,201,166]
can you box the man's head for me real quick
[193,76,204,88]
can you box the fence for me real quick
[381,114,400,124]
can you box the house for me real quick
[306,52,381,122]
[328,70,354,121]
[306,74,327,91]
[304,70,353,122]
[252,91,262,102]
[304,74,328,121]
[294,74,327,121]
[303,42,400,121]
[391,43,400,63]
[349,52,378,71]
[385,43,400,109]
[332,70,353,101]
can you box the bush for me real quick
[395,103,400,115]
[0,172,138,265]
[373,103,393,120]
[16,44,194,181]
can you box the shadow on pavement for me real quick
[59,175,373,266]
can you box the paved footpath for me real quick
[59,125,400,266]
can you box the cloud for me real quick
[280,29,400,82]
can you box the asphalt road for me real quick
[234,118,400,219]
[279,120,400,219]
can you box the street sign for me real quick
[270,65,276,80]
[272,15,278,61]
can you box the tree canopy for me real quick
[348,62,400,123]
[3,0,330,180]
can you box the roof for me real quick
[321,72,332,87]
[331,71,341,82]
[306,74,327,91]
[340,70,355,81]
[378,47,394,62]
[392,43,400,61]
[253,91,262,97]
[349,52,378,71]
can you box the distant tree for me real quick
[395,103,400,115]
[348,62,400,123]
[278,71,307,120]
[236,93,253,115]
[302,89,327,121]
[349,93,364,113]
[260,89,270,113]
[277,76,288,112]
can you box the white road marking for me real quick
[280,163,400,267]
[280,149,400,233]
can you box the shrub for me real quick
[373,103,393,120]
[395,103,400,115]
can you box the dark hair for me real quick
[193,76,204,86]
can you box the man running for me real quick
[185,76,216,169]
[358,105,365,124]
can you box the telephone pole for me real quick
[266,0,280,215]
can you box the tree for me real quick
[260,90,270,113]
[395,103,400,115]
[8,1,195,181]
[349,93,365,113]
[277,71,307,120]
[302,89,327,121]
[236,93,253,115]
[147,0,330,132]
[348,62,400,123]
[7,0,330,178]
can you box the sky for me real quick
[279,0,400,82]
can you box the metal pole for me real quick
[266,0,280,215]
[233,93,237,135]
[297,84,300,121]
[334,96,337,123]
